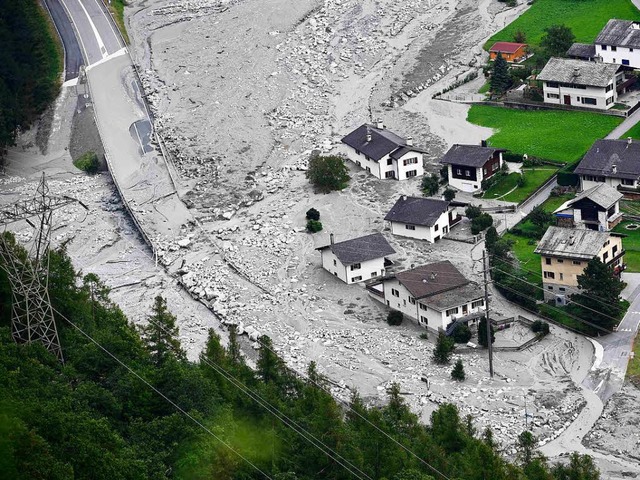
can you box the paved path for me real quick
[44,0,84,80]
[606,107,640,140]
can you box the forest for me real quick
[0,234,600,479]
[0,0,61,158]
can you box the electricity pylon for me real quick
[0,173,87,362]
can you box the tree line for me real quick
[0,233,600,479]
[0,0,61,159]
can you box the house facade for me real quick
[535,226,625,304]
[537,57,622,110]
[341,122,426,180]
[574,138,640,192]
[554,183,623,231]
[316,233,395,285]
[366,261,485,332]
[384,196,460,243]
[489,42,528,63]
[595,19,640,69]
[439,144,504,193]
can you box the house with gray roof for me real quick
[553,183,623,231]
[383,195,460,242]
[439,144,504,193]
[595,19,640,69]
[537,57,623,110]
[566,43,597,61]
[366,260,485,332]
[574,138,640,191]
[340,120,427,180]
[316,232,395,284]
[534,226,625,303]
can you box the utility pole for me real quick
[482,249,494,377]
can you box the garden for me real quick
[613,220,640,272]
[482,167,559,203]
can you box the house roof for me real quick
[574,139,640,180]
[394,261,469,300]
[537,57,620,88]
[566,43,596,59]
[489,41,526,54]
[383,196,450,227]
[534,226,611,260]
[554,184,622,214]
[439,144,503,168]
[341,124,425,162]
[595,19,640,49]
[426,283,485,311]
[316,233,395,266]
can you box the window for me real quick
[371,271,377,278]
[391,288,400,297]
[631,48,634,52]
[403,157,418,166]
[622,178,635,186]
[492,162,499,171]
[613,245,618,255]
[446,307,459,316]
[601,45,607,51]
[612,46,617,51]
[547,93,560,99]
[434,224,439,231]
[333,259,337,266]
[603,251,609,261]
[385,171,395,178]
[559,287,566,292]
[545,258,551,265]
[356,150,361,156]
[572,260,581,265]
[350,263,361,271]
[365,155,370,161]
[356,161,361,166]
[419,303,428,311]
[544,271,555,279]
[559,273,564,280]
[387,158,393,165]
[365,167,371,173]
[456,168,462,175]
[465,170,471,177]
[547,81,559,88]
[409,297,416,305]
[406,170,417,178]
[581,97,597,105]
[420,316,428,325]
[483,168,487,175]
[547,286,553,290]
[606,97,614,105]
[606,83,614,92]
[351,276,362,282]
[472,299,484,308]
[405,224,416,230]
[557,259,563,263]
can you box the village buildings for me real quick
[574,138,640,191]
[439,144,504,193]
[341,122,426,180]
[566,43,597,62]
[367,261,486,332]
[595,19,640,69]
[383,196,460,243]
[535,226,625,304]
[554,183,623,231]
[316,233,395,285]
[489,41,528,63]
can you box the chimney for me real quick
[628,137,633,145]
[366,127,372,142]
[569,235,575,245]
[612,164,617,174]
[406,136,413,146]
[330,233,335,245]
[402,195,407,201]
[430,272,437,280]
[481,139,488,147]
[376,119,384,129]
[573,67,580,77]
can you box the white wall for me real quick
[389,211,450,243]
[597,43,640,69]
[321,249,386,284]
[580,176,630,191]
[394,151,424,180]
[542,81,616,110]
[341,144,424,180]
[447,165,483,192]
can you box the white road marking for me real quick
[73,0,109,60]
[594,379,605,394]
[89,0,122,48]
[133,122,144,153]
[62,77,79,87]
[85,47,128,71]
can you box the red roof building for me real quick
[489,42,528,62]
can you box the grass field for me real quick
[483,168,559,203]
[103,0,129,44]
[621,122,640,140]
[485,0,640,48]
[613,220,640,272]
[504,232,541,281]
[467,105,623,164]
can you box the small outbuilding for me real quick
[439,144,504,193]
[489,42,528,63]
[384,195,460,242]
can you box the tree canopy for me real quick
[540,25,576,58]
[306,155,350,193]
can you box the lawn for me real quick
[613,220,640,272]
[485,0,640,49]
[467,105,623,164]
[503,232,541,283]
[483,168,559,203]
[621,122,640,140]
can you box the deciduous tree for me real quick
[306,155,350,193]
[541,25,575,58]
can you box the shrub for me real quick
[451,359,466,381]
[421,174,440,196]
[419,332,429,340]
[471,213,493,235]
[531,320,550,335]
[73,151,100,174]
[306,155,350,193]
[306,220,323,233]
[451,324,472,344]
[433,332,455,365]
[465,205,482,220]
[306,208,320,221]
[387,311,403,326]
[440,164,449,183]
[443,188,456,202]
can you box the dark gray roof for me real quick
[394,261,469,300]
[384,196,450,227]
[534,226,610,260]
[566,43,596,59]
[574,139,640,180]
[566,183,622,210]
[341,124,425,162]
[426,283,484,311]
[596,19,640,49]
[537,57,620,88]
[439,144,503,167]
[316,233,395,265]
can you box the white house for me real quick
[340,121,426,180]
[316,233,395,285]
[537,57,622,110]
[596,19,640,69]
[439,144,504,193]
[553,183,623,231]
[367,261,486,332]
[574,138,640,191]
[383,195,460,243]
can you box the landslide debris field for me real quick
[2,0,639,475]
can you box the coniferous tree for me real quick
[451,359,465,381]
[433,332,455,364]
[490,52,511,95]
[141,295,185,365]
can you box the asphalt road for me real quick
[43,0,83,80]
